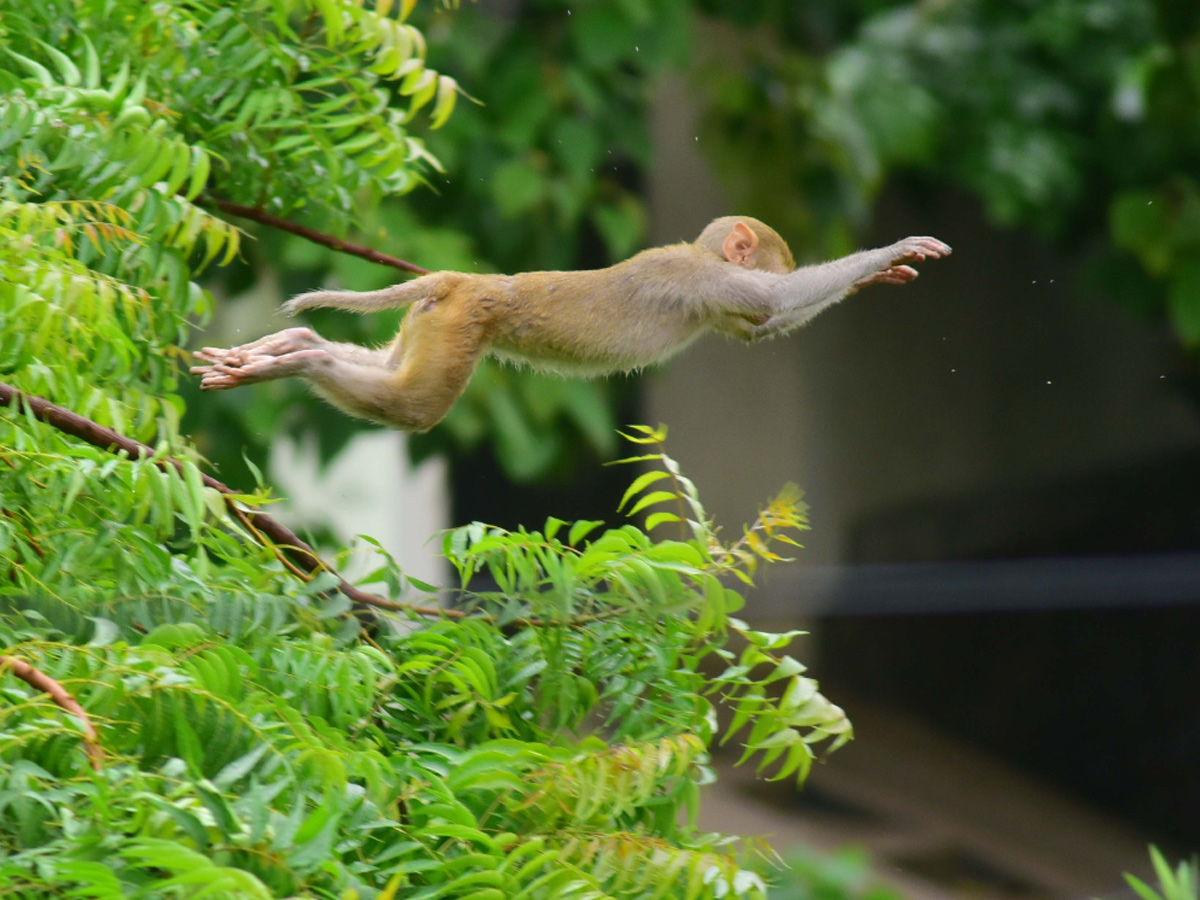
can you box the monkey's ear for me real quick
[721,221,759,266]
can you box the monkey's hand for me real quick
[851,264,920,293]
[885,236,951,266]
[191,327,329,390]
[850,237,951,295]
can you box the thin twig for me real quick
[0,655,104,771]
[0,381,456,621]
[205,198,431,276]
[2,507,45,558]
[228,502,315,583]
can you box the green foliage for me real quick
[696,1,1200,347]
[1,2,848,894]
[0,0,458,474]
[768,847,907,900]
[0,414,849,895]
[1,7,858,890]
[1119,848,1199,900]
[1,0,458,218]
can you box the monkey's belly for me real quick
[488,327,703,377]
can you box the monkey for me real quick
[191,216,950,432]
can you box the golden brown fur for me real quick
[193,216,949,431]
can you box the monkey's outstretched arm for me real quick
[741,259,930,340]
[708,236,949,341]
[766,236,950,318]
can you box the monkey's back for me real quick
[482,249,714,375]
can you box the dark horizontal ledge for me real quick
[750,552,1200,617]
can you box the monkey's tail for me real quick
[282,276,433,316]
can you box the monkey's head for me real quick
[694,216,796,274]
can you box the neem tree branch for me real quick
[0,382,457,621]
[206,198,431,276]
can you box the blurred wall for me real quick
[272,432,448,587]
[644,74,1200,567]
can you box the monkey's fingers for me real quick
[197,347,265,370]
[196,363,260,390]
[890,237,952,266]
[856,265,920,289]
[193,343,269,369]
[910,237,951,257]
[879,265,920,283]
[197,365,248,390]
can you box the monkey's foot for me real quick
[191,328,328,390]
[192,349,329,390]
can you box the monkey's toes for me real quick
[198,373,236,390]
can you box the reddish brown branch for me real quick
[0,382,459,621]
[205,198,431,276]
[0,655,104,771]
[2,507,44,558]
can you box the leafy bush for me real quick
[0,413,851,895]
[1,6,854,893]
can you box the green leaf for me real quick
[5,49,56,87]
[1168,259,1200,346]
[568,519,604,545]
[543,516,565,541]
[36,39,82,86]
[617,470,672,512]
[82,34,101,89]
[626,490,678,517]
[212,743,271,788]
[186,146,211,200]
[1110,190,1172,273]
[430,74,459,129]
[181,461,206,527]
[195,782,240,837]
[592,195,646,260]
[570,5,635,69]
[644,511,683,531]
[551,117,601,182]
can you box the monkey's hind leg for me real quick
[318,300,488,431]
[192,292,487,431]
